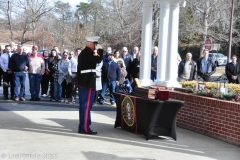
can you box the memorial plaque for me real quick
[134,87,155,99]
[134,86,172,99]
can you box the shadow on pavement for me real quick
[0,99,116,111]
[82,151,152,160]
[0,110,238,160]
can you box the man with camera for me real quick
[196,49,216,81]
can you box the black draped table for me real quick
[113,92,184,140]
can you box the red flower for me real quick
[235,94,240,100]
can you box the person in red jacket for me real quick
[26,45,44,60]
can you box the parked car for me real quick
[209,53,227,67]
[38,49,50,55]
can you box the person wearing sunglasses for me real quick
[68,51,74,60]
[121,47,132,82]
[196,49,216,81]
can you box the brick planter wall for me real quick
[169,91,240,147]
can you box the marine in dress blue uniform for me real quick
[77,36,103,134]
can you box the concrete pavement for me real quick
[0,75,240,160]
[0,111,240,160]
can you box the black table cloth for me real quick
[113,92,184,140]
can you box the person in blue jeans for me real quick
[8,45,29,101]
[99,52,121,105]
[13,72,26,100]
[41,50,50,97]
[77,36,103,134]
[28,45,45,101]
[52,62,62,101]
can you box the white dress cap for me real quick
[86,36,100,44]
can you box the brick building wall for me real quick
[169,91,240,147]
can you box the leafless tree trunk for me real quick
[0,0,239,53]
[112,0,125,35]
[21,18,29,44]
[185,0,230,57]
[17,0,53,44]
[152,2,160,47]
[7,1,14,41]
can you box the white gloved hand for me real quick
[93,49,98,56]
[95,44,102,50]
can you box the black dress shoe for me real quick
[78,131,98,135]
[29,98,35,101]
[35,98,41,101]
[3,97,8,100]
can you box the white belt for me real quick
[81,69,96,73]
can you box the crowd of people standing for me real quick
[178,49,240,84]
[1,40,239,105]
[1,38,239,136]
[0,41,143,105]
[0,42,82,103]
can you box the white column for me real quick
[139,0,155,86]
[164,0,182,87]
[155,1,169,86]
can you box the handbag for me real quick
[119,78,133,94]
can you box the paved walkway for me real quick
[0,76,239,160]
[0,110,240,160]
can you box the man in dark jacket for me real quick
[225,55,240,84]
[197,49,216,81]
[99,52,121,105]
[178,52,197,82]
[0,45,14,100]
[77,36,103,135]
[8,45,29,101]
[151,46,158,81]
[121,47,132,81]
[130,46,139,61]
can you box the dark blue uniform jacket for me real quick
[77,47,103,89]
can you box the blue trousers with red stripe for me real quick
[78,87,96,133]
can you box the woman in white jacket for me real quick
[94,55,103,103]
